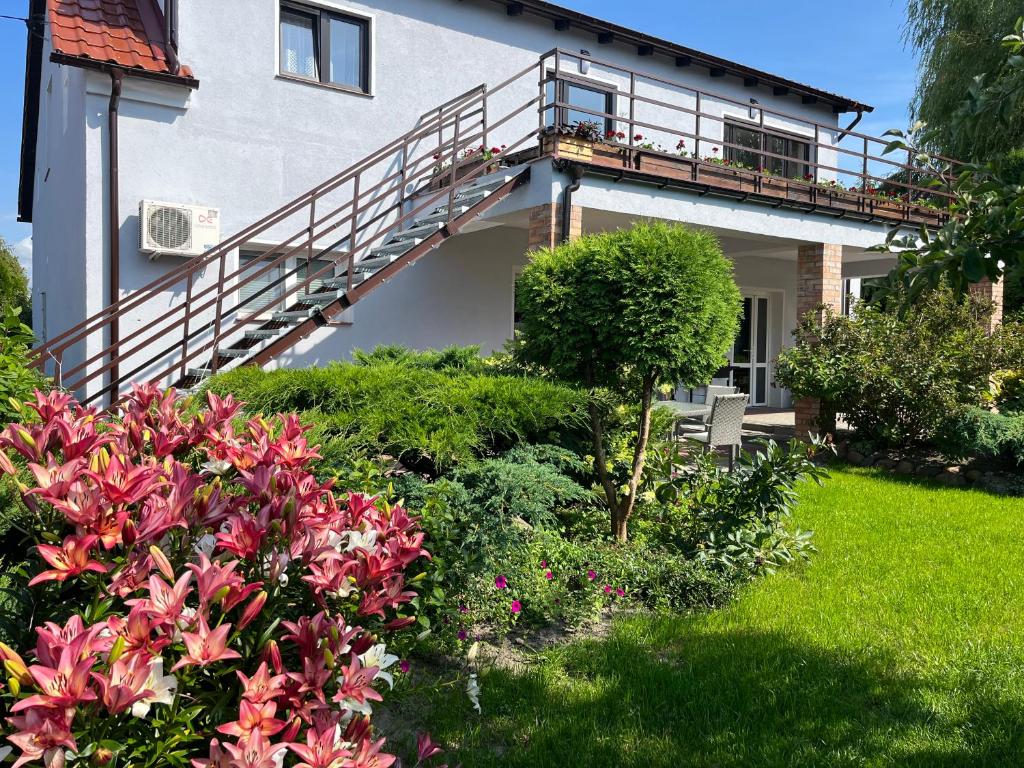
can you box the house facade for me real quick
[19,0,995,428]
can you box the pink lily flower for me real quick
[6,708,77,768]
[236,662,287,705]
[28,535,108,586]
[172,615,241,671]
[215,699,286,739]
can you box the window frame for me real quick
[278,1,372,95]
[723,119,814,179]
[545,72,616,134]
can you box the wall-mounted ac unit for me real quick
[139,200,221,259]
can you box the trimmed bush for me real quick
[205,360,589,475]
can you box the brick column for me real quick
[526,203,582,251]
[969,278,1004,333]
[795,243,843,438]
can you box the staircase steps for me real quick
[171,164,530,392]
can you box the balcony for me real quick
[508,50,959,229]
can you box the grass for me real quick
[403,468,1024,767]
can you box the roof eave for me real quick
[18,0,46,224]
[487,0,874,114]
[49,51,201,89]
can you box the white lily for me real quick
[359,643,400,689]
[344,528,377,552]
[131,657,178,718]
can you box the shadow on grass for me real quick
[824,461,1024,499]
[398,620,1024,768]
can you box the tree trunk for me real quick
[588,399,622,536]
[613,373,657,543]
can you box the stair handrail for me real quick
[40,55,551,398]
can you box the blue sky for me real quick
[0,0,917,279]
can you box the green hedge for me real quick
[204,361,589,475]
[936,407,1024,466]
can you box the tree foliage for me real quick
[872,19,1024,309]
[0,238,29,321]
[515,221,740,541]
[905,0,1024,160]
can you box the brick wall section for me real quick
[526,203,582,251]
[969,278,1004,333]
[795,243,843,438]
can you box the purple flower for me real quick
[399,660,411,673]
[458,604,468,614]
[603,584,612,594]
[540,560,548,568]
[544,570,554,581]
[510,600,522,614]
[615,587,625,597]
[495,575,508,590]
[587,569,597,581]
[457,629,468,641]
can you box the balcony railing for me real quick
[536,49,959,226]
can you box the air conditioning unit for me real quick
[139,200,221,259]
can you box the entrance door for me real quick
[725,295,770,406]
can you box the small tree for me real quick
[515,221,740,542]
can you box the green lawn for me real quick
[407,468,1024,767]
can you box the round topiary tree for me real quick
[516,221,741,541]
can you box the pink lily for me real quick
[28,535,108,586]
[172,615,241,671]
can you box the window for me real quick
[545,75,615,133]
[724,121,811,178]
[238,251,285,314]
[280,2,370,93]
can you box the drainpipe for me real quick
[164,0,180,75]
[837,109,864,141]
[560,163,585,243]
[108,68,124,395]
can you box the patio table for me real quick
[655,400,712,438]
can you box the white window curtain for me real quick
[328,17,362,88]
[281,11,317,79]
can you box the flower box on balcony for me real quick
[541,134,594,162]
[634,150,694,180]
[694,162,758,192]
[429,157,499,191]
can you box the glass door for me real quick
[726,295,770,406]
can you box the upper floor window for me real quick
[280,2,370,93]
[724,121,811,179]
[545,75,615,133]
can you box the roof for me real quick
[47,0,194,80]
[19,0,196,222]
[488,0,874,114]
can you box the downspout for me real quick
[837,109,864,141]
[108,68,124,394]
[164,0,180,75]
[560,163,585,243]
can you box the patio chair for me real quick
[685,393,749,471]
[675,384,737,435]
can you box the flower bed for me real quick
[0,386,439,767]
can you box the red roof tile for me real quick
[48,0,194,79]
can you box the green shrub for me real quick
[352,343,486,372]
[0,307,47,425]
[777,287,1001,445]
[936,407,1024,465]
[205,360,588,475]
[515,221,741,541]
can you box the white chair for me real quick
[686,393,749,470]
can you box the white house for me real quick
[19,0,991,431]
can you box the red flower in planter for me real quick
[633,133,644,141]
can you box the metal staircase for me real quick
[176,167,529,390]
[29,57,550,405]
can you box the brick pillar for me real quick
[526,203,582,251]
[794,243,843,438]
[969,278,1004,333]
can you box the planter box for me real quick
[429,157,499,191]
[635,150,695,181]
[694,163,758,192]
[541,135,594,162]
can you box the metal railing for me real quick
[32,49,960,404]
